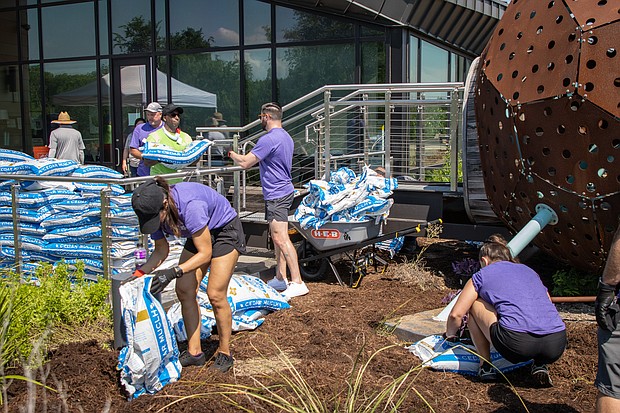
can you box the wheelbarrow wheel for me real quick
[297,241,329,282]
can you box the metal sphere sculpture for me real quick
[475,0,619,273]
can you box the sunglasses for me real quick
[167,112,180,118]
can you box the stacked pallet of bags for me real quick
[0,148,140,279]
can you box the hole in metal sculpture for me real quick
[562,149,571,158]
[543,147,551,156]
[598,168,607,178]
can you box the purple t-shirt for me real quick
[472,261,565,335]
[250,127,294,200]
[151,182,238,241]
[130,121,163,176]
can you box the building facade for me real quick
[0,0,505,169]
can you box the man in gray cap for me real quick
[130,102,163,176]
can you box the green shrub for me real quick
[551,268,598,296]
[0,262,111,365]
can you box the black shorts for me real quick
[184,216,246,258]
[264,192,293,223]
[490,322,567,365]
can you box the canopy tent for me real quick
[52,66,217,108]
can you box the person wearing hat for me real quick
[145,103,193,182]
[130,102,164,176]
[48,111,85,164]
[131,176,246,372]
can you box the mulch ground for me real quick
[4,238,599,412]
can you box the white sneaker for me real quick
[267,276,288,292]
[283,281,309,298]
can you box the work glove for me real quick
[150,266,184,295]
[595,279,619,331]
[222,145,234,160]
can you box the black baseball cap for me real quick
[162,103,184,116]
[131,180,165,234]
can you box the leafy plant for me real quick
[0,262,112,365]
[451,257,480,286]
[551,268,598,297]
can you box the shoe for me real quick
[283,281,309,299]
[531,364,553,387]
[209,352,234,373]
[179,350,206,367]
[267,276,288,292]
[478,362,497,382]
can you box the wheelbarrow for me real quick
[289,218,443,288]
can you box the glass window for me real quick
[420,40,448,83]
[170,0,239,49]
[276,44,354,106]
[0,11,18,63]
[155,0,166,51]
[98,0,109,55]
[44,60,99,159]
[21,8,39,61]
[170,51,240,134]
[24,63,42,151]
[110,0,153,54]
[360,24,383,38]
[409,35,418,82]
[361,41,385,84]
[276,7,353,42]
[244,0,270,45]
[244,49,271,120]
[41,2,96,59]
[0,64,21,151]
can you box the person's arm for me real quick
[445,278,478,337]
[602,226,620,286]
[229,150,259,169]
[136,237,170,275]
[48,132,57,158]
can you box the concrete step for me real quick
[384,308,445,343]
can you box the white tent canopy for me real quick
[52,66,217,108]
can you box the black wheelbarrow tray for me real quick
[289,217,442,288]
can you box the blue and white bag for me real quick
[141,139,212,169]
[407,334,532,376]
[118,276,181,399]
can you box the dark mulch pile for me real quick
[4,239,598,412]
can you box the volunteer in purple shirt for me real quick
[445,234,566,385]
[228,102,309,299]
[131,177,246,373]
[130,102,164,177]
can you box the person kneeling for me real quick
[444,235,566,386]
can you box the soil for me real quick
[4,238,599,412]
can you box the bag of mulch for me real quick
[407,334,532,376]
[140,139,212,169]
[71,165,124,179]
[0,148,34,163]
[117,275,181,399]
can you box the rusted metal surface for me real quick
[475,0,620,273]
